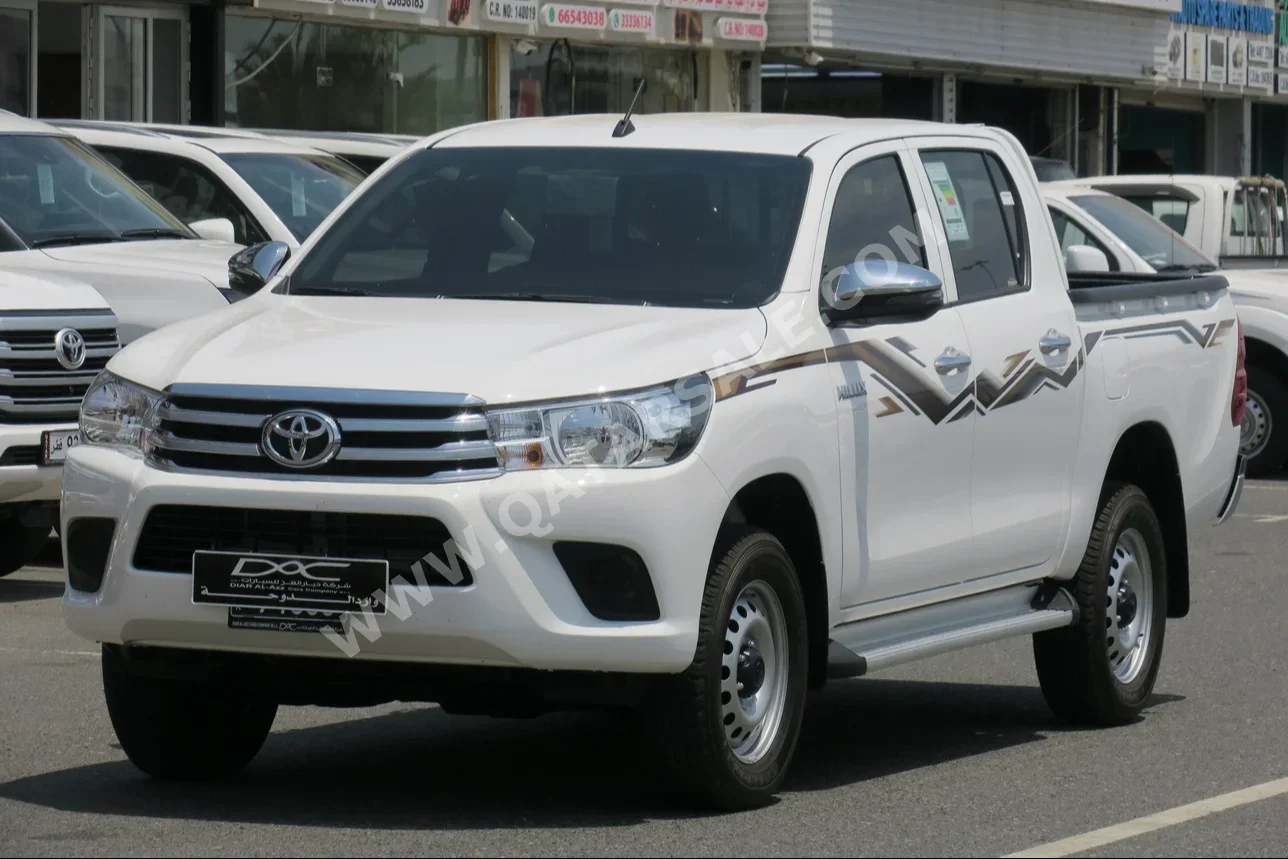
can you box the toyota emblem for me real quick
[261,409,341,469]
[54,328,86,371]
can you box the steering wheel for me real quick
[85,167,122,200]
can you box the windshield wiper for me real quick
[30,232,124,248]
[288,285,376,297]
[119,227,192,240]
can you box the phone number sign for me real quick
[543,3,608,28]
[610,8,655,31]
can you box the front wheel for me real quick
[1033,484,1167,725]
[102,645,278,779]
[652,527,809,810]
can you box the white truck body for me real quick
[1044,182,1288,475]
[60,115,1245,807]
[0,111,246,344]
[0,270,120,574]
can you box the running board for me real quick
[827,582,1078,678]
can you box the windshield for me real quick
[0,133,192,248]
[1070,194,1217,272]
[289,147,812,308]
[219,152,364,242]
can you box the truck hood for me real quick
[1,240,238,342]
[0,270,111,312]
[110,296,769,403]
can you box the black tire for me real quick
[1034,484,1167,725]
[1244,365,1288,477]
[102,645,278,779]
[651,526,809,810]
[0,518,49,578]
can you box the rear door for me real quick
[819,141,977,608]
[908,139,1083,579]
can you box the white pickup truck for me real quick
[1,271,119,575]
[1085,174,1288,268]
[62,115,1244,810]
[1044,182,1288,476]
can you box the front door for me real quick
[94,5,186,122]
[908,139,1083,578]
[819,142,977,609]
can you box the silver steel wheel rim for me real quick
[1240,390,1271,459]
[721,580,789,765]
[1107,528,1154,684]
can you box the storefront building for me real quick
[0,0,766,133]
[0,0,220,122]
[763,0,1181,177]
[1118,0,1285,176]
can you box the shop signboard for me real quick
[1187,31,1209,80]
[1279,71,1288,91]
[1209,34,1228,82]
[1229,37,1248,84]
[382,0,430,12]
[487,0,539,22]
[609,7,655,30]
[1249,64,1275,88]
[665,0,768,13]
[1167,29,1185,78]
[543,2,608,28]
[717,16,766,40]
[1248,40,1276,63]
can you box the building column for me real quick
[493,36,512,121]
[935,72,957,123]
[708,48,736,112]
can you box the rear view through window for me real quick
[220,153,364,242]
[290,147,812,309]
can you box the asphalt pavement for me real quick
[1,482,1286,857]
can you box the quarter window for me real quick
[919,150,1027,302]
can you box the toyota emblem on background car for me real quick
[261,409,342,468]
[54,328,86,371]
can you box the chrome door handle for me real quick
[1039,330,1073,355]
[934,347,972,376]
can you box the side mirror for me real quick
[822,260,944,325]
[1064,244,1110,274]
[188,217,237,244]
[228,241,290,296]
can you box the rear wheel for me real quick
[102,645,278,779]
[0,516,49,578]
[652,527,809,810]
[1242,366,1288,476]
[1033,484,1167,725]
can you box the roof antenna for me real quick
[613,77,647,138]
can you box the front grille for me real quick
[133,505,474,586]
[0,446,41,466]
[0,311,120,424]
[149,384,500,482]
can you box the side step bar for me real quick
[827,582,1078,679]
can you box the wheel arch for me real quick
[1102,421,1189,618]
[722,473,830,689]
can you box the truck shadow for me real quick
[0,678,1182,829]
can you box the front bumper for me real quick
[0,424,74,505]
[61,446,730,674]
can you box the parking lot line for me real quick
[1002,776,1288,858]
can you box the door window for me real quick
[1048,207,1119,271]
[919,150,1027,301]
[820,154,926,290]
[97,147,268,245]
[98,8,185,122]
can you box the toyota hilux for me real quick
[61,115,1245,809]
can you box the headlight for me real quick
[487,376,714,470]
[79,371,162,452]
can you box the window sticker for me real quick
[37,164,54,205]
[1000,191,1015,207]
[924,161,970,243]
[292,174,306,218]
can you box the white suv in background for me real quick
[54,121,366,248]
